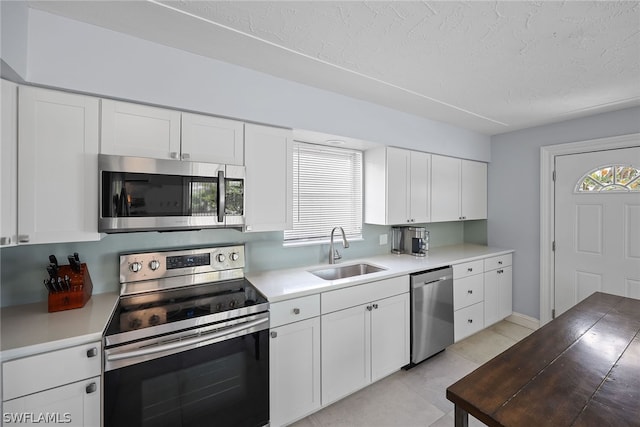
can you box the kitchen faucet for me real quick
[329,226,350,264]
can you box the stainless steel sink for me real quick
[309,263,387,281]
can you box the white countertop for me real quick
[248,244,513,302]
[0,292,119,361]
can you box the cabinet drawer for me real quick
[2,341,101,401]
[321,276,408,314]
[454,302,484,342]
[270,295,320,328]
[453,260,484,279]
[454,274,484,310]
[485,253,512,271]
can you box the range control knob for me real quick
[149,260,161,271]
[129,262,142,273]
[149,314,160,326]
[217,253,226,263]
[129,318,142,329]
[230,252,240,261]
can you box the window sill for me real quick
[283,236,364,248]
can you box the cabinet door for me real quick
[181,113,244,164]
[386,147,409,224]
[244,124,292,232]
[371,293,410,382]
[18,87,100,244]
[100,99,180,159]
[409,151,431,223]
[484,265,513,326]
[484,269,499,326]
[431,155,461,222]
[1,80,18,247]
[270,317,321,427]
[461,160,487,220]
[454,301,484,342]
[497,266,513,320]
[3,377,100,427]
[321,303,370,405]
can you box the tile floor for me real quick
[291,320,535,427]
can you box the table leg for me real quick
[454,405,469,427]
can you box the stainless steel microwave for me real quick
[99,154,244,233]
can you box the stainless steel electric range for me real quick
[103,245,270,427]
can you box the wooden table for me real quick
[446,292,640,427]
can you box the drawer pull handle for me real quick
[270,331,277,338]
[18,234,30,243]
[468,319,473,323]
[366,305,373,311]
[498,269,504,274]
[467,290,473,294]
[86,382,97,394]
[293,308,300,315]
[467,268,473,272]
[86,347,98,358]
[373,303,379,309]
[498,261,503,265]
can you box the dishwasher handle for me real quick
[412,275,453,289]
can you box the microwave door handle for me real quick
[217,169,225,223]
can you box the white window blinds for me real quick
[284,142,363,243]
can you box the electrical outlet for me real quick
[379,233,388,245]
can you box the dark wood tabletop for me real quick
[446,292,640,427]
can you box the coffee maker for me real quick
[391,226,429,257]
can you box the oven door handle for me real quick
[106,317,268,363]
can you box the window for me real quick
[575,164,640,193]
[284,142,363,243]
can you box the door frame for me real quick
[539,133,640,326]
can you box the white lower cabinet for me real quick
[270,296,321,427]
[453,253,514,341]
[321,276,409,406]
[484,254,513,326]
[453,260,485,341]
[1,341,101,427]
[2,377,100,427]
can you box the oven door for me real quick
[103,313,269,427]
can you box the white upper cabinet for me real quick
[431,155,487,222]
[244,123,292,232]
[100,99,181,159]
[365,146,431,225]
[18,86,101,244]
[181,112,243,164]
[101,99,244,165]
[1,80,18,247]
[461,159,488,220]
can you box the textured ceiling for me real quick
[28,1,640,135]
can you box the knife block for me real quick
[47,263,93,313]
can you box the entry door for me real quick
[554,147,640,317]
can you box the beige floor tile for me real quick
[447,328,517,365]
[304,374,445,427]
[397,349,480,413]
[488,320,534,341]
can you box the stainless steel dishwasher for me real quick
[409,266,454,366]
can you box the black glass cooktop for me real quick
[105,279,268,337]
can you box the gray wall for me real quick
[22,8,490,161]
[488,106,640,319]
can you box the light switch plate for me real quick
[379,234,388,245]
